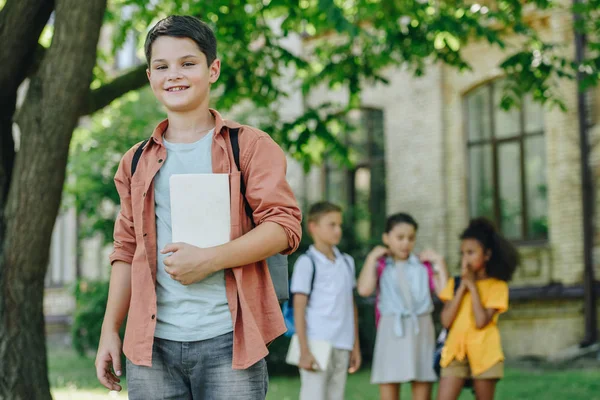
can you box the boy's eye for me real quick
[156,65,167,70]
[183,62,195,67]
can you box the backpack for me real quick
[283,252,353,337]
[433,276,472,387]
[130,127,290,303]
[374,257,387,327]
[282,253,317,337]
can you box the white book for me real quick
[285,334,333,371]
[170,174,231,248]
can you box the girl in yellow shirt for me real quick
[436,218,518,400]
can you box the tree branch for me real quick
[82,64,149,116]
[0,0,54,94]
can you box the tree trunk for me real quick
[0,0,55,91]
[0,0,54,244]
[0,0,106,398]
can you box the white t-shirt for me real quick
[153,129,233,341]
[290,245,356,350]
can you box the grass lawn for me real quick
[49,347,600,399]
[268,368,600,400]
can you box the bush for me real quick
[71,279,125,357]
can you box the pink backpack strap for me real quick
[376,257,387,279]
[375,257,387,327]
[423,261,436,293]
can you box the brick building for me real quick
[295,6,600,357]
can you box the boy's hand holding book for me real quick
[162,242,220,285]
[299,350,320,371]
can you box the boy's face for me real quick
[382,223,416,260]
[309,212,343,247]
[146,36,220,113]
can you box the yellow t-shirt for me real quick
[438,278,508,376]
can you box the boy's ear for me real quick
[146,68,151,80]
[307,220,315,235]
[209,59,221,84]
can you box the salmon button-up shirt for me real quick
[109,109,302,369]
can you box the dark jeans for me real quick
[126,332,268,400]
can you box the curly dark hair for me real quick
[460,218,519,281]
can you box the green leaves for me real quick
[93,0,599,130]
[66,88,162,242]
[66,0,600,243]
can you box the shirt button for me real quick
[158,159,163,163]
[151,314,155,320]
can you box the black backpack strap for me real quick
[306,252,317,297]
[341,253,353,272]
[229,128,254,222]
[230,127,241,171]
[341,253,356,291]
[453,276,462,295]
[131,139,150,176]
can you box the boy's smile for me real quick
[146,36,220,113]
[165,85,190,92]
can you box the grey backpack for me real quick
[130,129,290,303]
[230,128,289,303]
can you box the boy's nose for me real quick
[167,70,183,81]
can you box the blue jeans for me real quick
[126,332,268,400]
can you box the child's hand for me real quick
[461,264,476,289]
[419,249,442,264]
[161,242,219,285]
[299,351,319,371]
[348,347,362,374]
[419,249,447,271]
[368,246,389,261]
[95,330,123,392]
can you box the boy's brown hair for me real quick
[144,15,217,67]
[307,201,342,223]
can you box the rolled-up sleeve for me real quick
[242,134,302,255]
[109,154,136,265]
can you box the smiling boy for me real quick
[94,16,302,400]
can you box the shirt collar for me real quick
[386,253,421,266]
[308,245,342,264]
[149,108,241,146]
